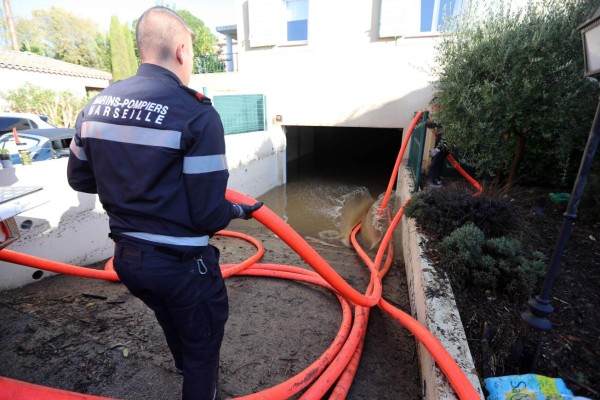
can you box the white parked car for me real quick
[0,128,74,164]
[0,112,56,135]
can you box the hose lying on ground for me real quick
[0,110,483,400]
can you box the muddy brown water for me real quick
[0,154,422,399]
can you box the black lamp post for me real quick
[522,5,600,330]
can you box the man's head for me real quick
[136,6,196,85]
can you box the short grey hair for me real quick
[136,6,195,62]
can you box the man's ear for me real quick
[175,44,184,65]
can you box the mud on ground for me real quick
[0,225,421,400]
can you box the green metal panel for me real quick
[213,94,266,135]
[407,111,429,191]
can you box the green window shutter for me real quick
[213,95,267,135]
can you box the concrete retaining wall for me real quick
[398,162,484,400]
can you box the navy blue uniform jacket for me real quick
[67,63,236,238]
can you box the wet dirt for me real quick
[0,225,422,400]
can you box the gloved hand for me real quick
[429,148,441,157]
[232,201,264,220]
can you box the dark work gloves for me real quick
[232,201,264,220]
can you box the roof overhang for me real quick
[216,25,238,40]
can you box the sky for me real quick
[8,0,239,38]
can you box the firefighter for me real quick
[67,6,262,399]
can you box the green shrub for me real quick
[433,0,599,189]
[441,222,485,260]
[404,184,521,240]
[440,223,546,299]
[497,251,547,298]
[441,223,499,290]
[485,236,521,259]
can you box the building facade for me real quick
[196,0,450,130]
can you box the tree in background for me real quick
[433,0,599,189]
[14,7,109,71]
[2,83,87,128]
[109,16,137,81]
[95,33,112,73]
[178,10,219,74]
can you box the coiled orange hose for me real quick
[0,110,484,400]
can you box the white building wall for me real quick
[198,0,439,131]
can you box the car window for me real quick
[0,117,34,135]
[0,135,42,153]
[50,137,72,157]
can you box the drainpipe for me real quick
[225,34,234,72]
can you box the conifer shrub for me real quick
[439,224,546,299]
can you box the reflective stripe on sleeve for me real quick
[69,140,87,161]
[81,121,181,149]
[183,154,228,174]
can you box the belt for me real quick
[111,233,207,261]
[121,232,209,247]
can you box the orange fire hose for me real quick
[0,249,119,281]
[0,110,484,400]
[0,376,117,400]
[226,192,383,309]
[447,154,483,195]
[379,111,423,213]
[429,123,483,196]
[233,264,355,399]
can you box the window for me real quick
[50,137,72,158]
[286,0,308,42]
[420,0,464,32]
[379,0,465,38]
[0,117,34,135]
[0,135,42,154]
[248,0,309,47]
[213,95,267,135]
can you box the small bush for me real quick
[497,251,547,298]
[404,184,521,240]
[441,222,485,260]
[440,223,546,299]
[485,236,521,259]
[441,223,499,291]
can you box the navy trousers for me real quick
[113,238,229,400]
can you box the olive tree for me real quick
[433,0,599,189]
[15,7,109,71]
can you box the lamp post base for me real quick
[522,296,554,331]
